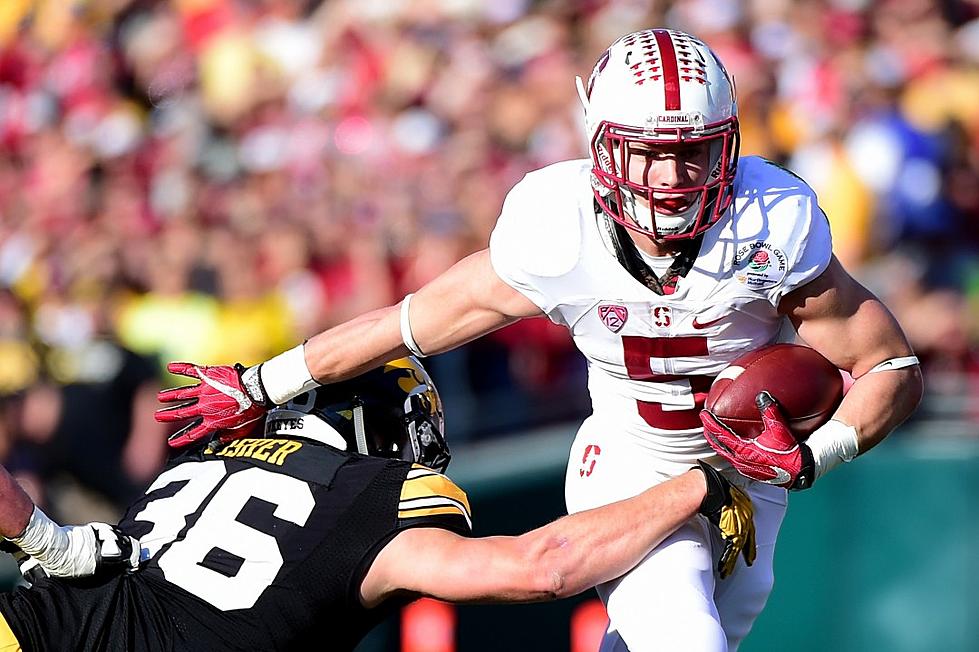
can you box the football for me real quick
[705,343,844,441]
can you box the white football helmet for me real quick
[578,29,740,240]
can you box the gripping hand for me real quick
[700,391,815,490]
[156,362,268,447]
[5,509,141,581]
[695,461,757,579]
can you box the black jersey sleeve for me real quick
[396,464,472,535]
[343,462,473,626]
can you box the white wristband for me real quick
[806,420,859,480]
[260,344,320,405]
[400,294,426,358]
[8,506,66,559]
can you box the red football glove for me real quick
[156,362,268,448]
[700,391,815,491]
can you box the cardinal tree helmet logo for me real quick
[598,304,628,333]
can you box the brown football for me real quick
[705,343,844,441]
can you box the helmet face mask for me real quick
[580,29,740,241]
[264,357,450,473]
[592,119,739,239]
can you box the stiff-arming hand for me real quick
[156,362,267,447]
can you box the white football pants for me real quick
[565,414,788,652]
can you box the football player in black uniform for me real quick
[0,357,754,651]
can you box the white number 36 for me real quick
[134,461,314,610]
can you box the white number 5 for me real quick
[134,461,314,610]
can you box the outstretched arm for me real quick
[302,249,542,386]
[157,249,542,445]
[0,465,139,579]
[360,466,754,606]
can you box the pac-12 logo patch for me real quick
[734,242,787,290]
[598,304,628,332]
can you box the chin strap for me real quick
[596,201,703,295]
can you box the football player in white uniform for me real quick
[157,29,923,651]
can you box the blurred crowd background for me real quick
[0,0,977,525]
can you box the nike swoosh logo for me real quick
[692,316,725,329]
[766,467,791,485]
[197,371,252,413]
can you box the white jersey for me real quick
[489,156,833,463]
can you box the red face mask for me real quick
[590,117,740,240]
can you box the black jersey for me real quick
[0,437,472,651]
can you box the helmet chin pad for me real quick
[618,186,702,237]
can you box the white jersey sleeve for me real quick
[488,160,593,326]
[723,157,833,308]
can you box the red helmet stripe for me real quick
[653,30,681,110]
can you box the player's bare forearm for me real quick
[303,306,410,384]
[513,469,705,600]
[0,466,35,539]
[303,249,540,383]
[365,470,706,605]
[785,256,924,453]
[832,366,923,452]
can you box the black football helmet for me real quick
[263,356,449,472]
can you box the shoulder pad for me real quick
[725,156,832,299]
[398,465,472,532]
[490,160,589,279]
